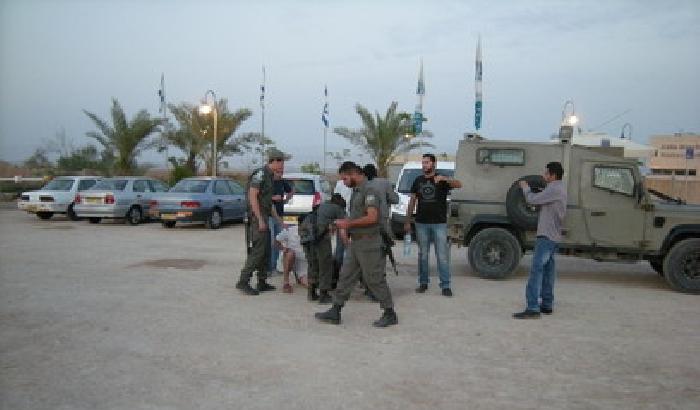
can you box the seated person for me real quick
[275,222,308,293]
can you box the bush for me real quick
[168,165,195,186]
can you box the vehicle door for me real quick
[213,180,235,219]
[227,180,246,219]
[581,162,646,249]
[132,179,150,210]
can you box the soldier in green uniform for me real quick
[309,193,346,304]
[236,148,287,295]
[315,161,398,327]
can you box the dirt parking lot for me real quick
[1,208,698,409]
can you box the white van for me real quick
[390,161,455,237]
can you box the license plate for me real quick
[26,205,38,212]
[161,214,177,220]
[85,198,101,204]
[283,215,298,223]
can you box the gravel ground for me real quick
[1,208,698,410]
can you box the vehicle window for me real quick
[92,179,128,191]
[42,179,74,191]
[227,180,245,194]
[593,167,635,196]
[132,180,148,192]
[148,180,169,192]
[78,179,97,191]
[397,169,454,193]
[170,179,210,193]
[477,148,525,166]
[320,179,331,194]
[214,180,233,195]
[288,179,315,194]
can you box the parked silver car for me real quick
[149,177,246,229]
[282,173,331,222]
[74,177,169,225]
[18,176,101,220]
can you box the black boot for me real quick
[318,290,332,304]
[308,284,319,301]
[236,279,259,295]
[315,304,342,324]
[373,308,398,328]
[257,280,276,292]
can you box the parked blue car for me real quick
[149,177,247,229]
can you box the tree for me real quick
[23,148,53,172]
[83,98,164,175]
[300,161,321,174]
[165,99,254,175]
[56,144,103,172]
[333,102,434,177]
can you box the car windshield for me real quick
[42,179,74,191]
[92,179,128,191]
[170,179,210,193]
[397,169,454,193]
[287,179,315,194]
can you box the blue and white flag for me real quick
[157,73,166,113]
[321,85,329,127]
[260,66,266,109]
[475,36,483,131]
[414,59,425,134]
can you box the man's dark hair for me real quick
[330,193,346,209]
[423,153,437,163]
[362,164,378,180]
[546,162,564,180]
[338,161,361,174]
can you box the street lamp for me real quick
[561,100,578,126]
[620,122,633,140]
[199,90,218,177]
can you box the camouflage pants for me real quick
[333,236,394,309]
[303,244,319,285]
[315,235,334,291]
[240,216,271,282]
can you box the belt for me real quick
[349,233,379,240]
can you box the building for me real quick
[646,133,700,204]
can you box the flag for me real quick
[157,73,165,113]
[475,36,483,131]
[414,59,425,134]
[260,66,266,109]
[321,85,329,127]
[416,59,425,96]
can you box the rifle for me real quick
[381,229,398,276]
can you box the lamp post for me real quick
[620,122,633,140]
[558,100,578,144]
[199,90,218,177]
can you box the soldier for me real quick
[236,148,287,295]
[309,193,346,304]
[315,161,398,327]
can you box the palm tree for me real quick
[334,102,434,177]
[165,99,254,175]
[83,98,163,175]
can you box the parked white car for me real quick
[18,176,101,220]
[282,173,332,222]
[390,161,455,237]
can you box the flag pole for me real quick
[260,65,266,166]
[475,35,483,133]
[159,73,168,169]
[322,85,329,175]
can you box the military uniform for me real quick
[239,165,274,285]
[332,181,394,309]
[313,201,346,292]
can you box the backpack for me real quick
[298,209,319,245]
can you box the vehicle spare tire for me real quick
[506,175,547,231]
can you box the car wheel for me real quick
[206,208,222,230]
[66,203,80,221]
[88,217,101,224]
[648,257,664,276]
[468,227,522,279]
[36,212,54,220]
[125,206,142,226]
[162,221,176,228]
[663,238,700,294]
[505,175,546,231]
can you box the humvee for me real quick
[447,135,700,294]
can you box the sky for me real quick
[1,0,699,169]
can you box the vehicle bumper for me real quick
[152,208,209,223]
[18,201,67,214]
[74,204,129,218]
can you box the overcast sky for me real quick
[1,0,698,168]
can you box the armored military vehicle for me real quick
[447,135,700,294]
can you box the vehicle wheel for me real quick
[125,206,142,226]
[66,203,80,221]
[162,221,176,228]
[663,238,700,294]
[505,175,546,231]
[36,212,54,220]
[88,217,101,224]
[468,227,522,279]
[206,208,222,230]
[648,257,664,276]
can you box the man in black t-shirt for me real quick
[405,153,462,297]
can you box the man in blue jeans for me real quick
[405,153,462,297]
[513,161,567,319]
